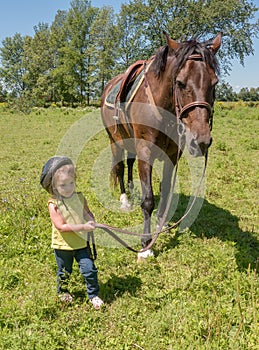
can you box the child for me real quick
[40,156,103,309]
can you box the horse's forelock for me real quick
[151,39,219,78]
[175,39,219,75]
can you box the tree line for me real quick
[217,83,259,102]
[0,0,258,108]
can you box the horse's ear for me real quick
[163,31,180,51]
[210,32,222,54]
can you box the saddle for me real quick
[114,60,146,104]
[105,60,146,110]
[104,58,155,137]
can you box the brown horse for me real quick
[101,32,222,258]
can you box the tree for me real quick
[115,2,152,70]
[216,83,237,101]
[248,87,259,101]
[238,87,259,101]
[49,10,69,104]
[123,0,259,76]
[60,0,98,105]
[22,23,55,104]
[1,0,258,106]
[0,82,7,102]
[0,33,27,96]
[88,6,118,96]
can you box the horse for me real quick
[101,32,222,260]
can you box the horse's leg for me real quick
[111,142,130,211]
[137,157,155,261]
[127,152,136,198]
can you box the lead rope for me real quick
[87,231,97,260]
[155,121,182,234]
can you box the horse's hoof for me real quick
[120,193,131,211]
[137,249,154,263]
[120,204,131,211]
[137,256,147,263]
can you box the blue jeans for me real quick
[54,247,99,299]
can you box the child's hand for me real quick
[83,221,96,231]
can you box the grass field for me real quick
[0,103,258,349]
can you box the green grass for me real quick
[0,103,258,349]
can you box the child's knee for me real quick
[79,259,97,276]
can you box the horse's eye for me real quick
[176,80,186,89]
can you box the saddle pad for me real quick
[106,79,123,105]
[105,70,144,108]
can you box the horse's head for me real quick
[165,32,222,156]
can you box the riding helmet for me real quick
[40,156,73,194]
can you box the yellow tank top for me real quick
[49,192,88,250]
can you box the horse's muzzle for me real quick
[187,134,212,157]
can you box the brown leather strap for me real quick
[180,101,212,118]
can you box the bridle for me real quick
[174,54,214,131]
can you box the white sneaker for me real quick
[59,292,73,303]
[90,296,104,310]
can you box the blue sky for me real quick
[0,0,258,91]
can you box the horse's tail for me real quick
[110,168,118,189]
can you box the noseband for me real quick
[174,54,214,130]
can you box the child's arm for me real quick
[48,202,95,232]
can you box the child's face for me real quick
[54,172,75,198]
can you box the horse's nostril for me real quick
[199,142,206,154]
[190,138,197,149]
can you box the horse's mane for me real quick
[151,38,220,79]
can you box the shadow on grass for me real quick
[155,194,259,272]
[71,274,142,304]
[100,274,142,304]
